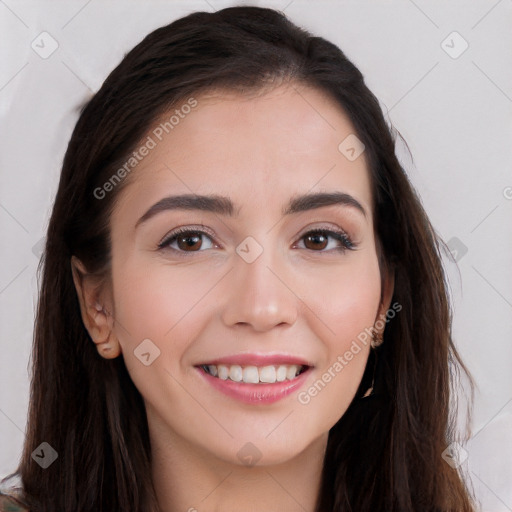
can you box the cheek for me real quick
[110,255,220,364]
[114,268,200,333]
[303,250,382,342]
[295,253,382,423]
[109,256,216,412]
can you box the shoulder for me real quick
[0,473,30,512]
[0,493,30,512]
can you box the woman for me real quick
[0,6,476,511]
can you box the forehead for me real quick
[114,83,373,223]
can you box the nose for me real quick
[220,244,298,332]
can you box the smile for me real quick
[201,363,308,384]
[195,354,313,404]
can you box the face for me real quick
[83,84,393,466]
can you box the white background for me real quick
[1,1,511,510]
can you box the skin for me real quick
[72,83,394,512]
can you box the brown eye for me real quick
[304,232,329,250]
[297,229,355,253]
[159,229,215,253]
[176,232,203,251]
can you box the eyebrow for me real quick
[136,191,367,228]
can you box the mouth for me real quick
[194,356,313,404]
[199,363,309,384]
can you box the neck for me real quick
[148,413,327,512]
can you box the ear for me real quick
[373,264,395,344]
[379,265,395,316]
[71,256,121,359]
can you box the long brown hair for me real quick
[8,6,476,511]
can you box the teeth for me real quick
[286,365,298,380]
[242,366,259,384]
[203,364,304,383]
[229,365,243,382]
[217,365,229,380]
[259,366,276,383]
[276,365,287,382]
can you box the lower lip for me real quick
[196,367,312,404]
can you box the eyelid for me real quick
[296,222,350,239]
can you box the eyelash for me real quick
[157,225,356,257]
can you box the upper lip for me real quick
[196,353,312,367]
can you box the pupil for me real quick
[307,233,327,250]
[179,234,201,250]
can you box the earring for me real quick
[370,331,383,349]
[361,349,377,398]
[361,332,384,398]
